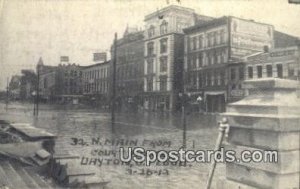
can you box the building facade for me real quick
[82,61,110,108]
[143,5,212,112]
[111,27,144,112]
[184,16,274,112]
[37,57,83,103]
[245,46,300,81]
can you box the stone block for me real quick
[217,176,259,189]
[222,114,300,132]
[226,163,300,189]
[224,144,299,174]
[228,127,299,150]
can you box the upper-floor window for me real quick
[160,56,168,72]
[266,65,273,77]
[148,25,155,38]
[213,32,217,46]
[230,68,236,80]
[147,42,154,56]
[239,67,244,80]
[257,65,263,78]
[147,78,153,91]
[160,76,167,91]
[248,67,253,79]
[160,38,168,53]
[199,35,203,49]
[160,21,168,35]
[147,59,154,74]
[220,29,225,44]
[277,64,283,78]
[198,53,203,67]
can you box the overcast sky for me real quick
[0,0,300,90]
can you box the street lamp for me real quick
[179,92,191,149]
[196,95,203,113]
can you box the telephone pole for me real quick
[34,65,40,116]
[6,77,9,111]
[111,32,117,133]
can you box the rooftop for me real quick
[144,5,195,21]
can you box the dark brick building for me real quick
[110,27,144,112]
[184,16,274,112]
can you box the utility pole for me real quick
[111,32,117,133]
[34,65,40,116]
[6,77,9,111]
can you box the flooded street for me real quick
[0,102,225,189]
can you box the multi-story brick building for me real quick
[82,60,110,108]
[245,46,300,81]
[143,5,212,112]
[110,27,144,111]
[184,16,274,112]
[37,56,83,103]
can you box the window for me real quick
[147,78,153,91]
[199,36,203,49]
[216,31,220,45]
[213,32,217,46]
[207,72,211,86]
[190,36,197,50]
[257,65,263,78]
[160,76,167,91]
[239,67,244,80]
[160,21,168,35]
[230,68,236,80]
[266,65,273,77]
[214,71,218,86]
[207,52,211,65]
[147,59,153,74]
[199,53,203,67]
[288,63,297,78]
[248,67,253,79]
[147,42,154,56]
[207,34,212,47]
[198,72,203,88]
[160,38,168,53]
[193,55,197,69]
[220,30,225,44]
[160,57,167,72]
[148,25,155,38]
[44,78,48,88]
[277,64,283,78]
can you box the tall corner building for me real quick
[142,5,212,112]
[184,16,274,112]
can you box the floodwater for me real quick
[0,102,225,189]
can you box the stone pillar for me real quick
[217,78,300,189]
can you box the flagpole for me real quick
[111,32,117,134]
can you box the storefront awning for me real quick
[205,91,225,96]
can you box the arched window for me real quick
[148,25,155,38]
[160,20,168,35]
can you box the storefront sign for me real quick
[230,89,244,97]
[270,49,296,57]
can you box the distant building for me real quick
[184,16,274,112]
[245,46,300,81]
[37,57,83,103]
[110,26,144,112]
[143,5,213,112]
[82,60,110,107]
[19,69,37,100]
[9,75,21,100]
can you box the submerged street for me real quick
[0,102,224,189]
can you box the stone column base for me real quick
[217,177,259,189]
